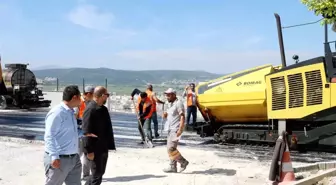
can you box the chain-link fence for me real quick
[106,93,204,122]
[41,77,204,121]
[41,78,107,93]
[40,77,190,96]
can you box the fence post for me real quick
[82,78,85,92]
[56,78,59,91]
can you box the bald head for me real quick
[93,86,109,106]
[93,86,107,98]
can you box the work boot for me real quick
[146,139,154,148]
[163,161,177,173]
[179,160,189,173]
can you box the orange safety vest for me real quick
[186,89,195,107]
[146,89,157,112]
[137,97,153,119]
[78,97,86,119]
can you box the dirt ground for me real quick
[0,137,279,185]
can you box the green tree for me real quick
[301,0,336,24]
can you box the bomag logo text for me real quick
[243,81,262,85]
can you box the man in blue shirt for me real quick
[44,85,82,185]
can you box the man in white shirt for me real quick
[162,88,189,173]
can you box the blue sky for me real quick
[0,0,335,74]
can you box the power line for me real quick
[282,18,324,29]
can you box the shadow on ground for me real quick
[103,174,166,182]
[185,168,236,176]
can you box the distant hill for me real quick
[32,67,223,86]
[31,65,65,70]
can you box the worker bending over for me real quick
[146,84,164,138]
[137,92,154,143]
[74,86,94,180]
[182,83,197,127]
[163,88,189,173]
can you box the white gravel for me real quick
[315,176,336,185]
[323,177,336,185]
[0,137,277,185]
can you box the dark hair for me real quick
[147,84,153,90]
[62,85,81,101]
[140,92,147,98]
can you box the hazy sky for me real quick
[0,0,335,74]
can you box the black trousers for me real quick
[85,152,108,185]
[187,106,197,125]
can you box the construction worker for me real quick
[162,88,189,173]
[145,84,165,138]
[182,83,197,127]
[136,92,154,144]
[75,85,94,180]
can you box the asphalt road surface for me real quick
[0,110,204,149]
[1,110,335,164]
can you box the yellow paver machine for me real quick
[194,13,336,152]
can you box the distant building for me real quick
[36,78,44,84]
[43,77,57,82]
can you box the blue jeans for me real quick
[187,106,197,125]
[151,111,159,136]
[139,118,153,141]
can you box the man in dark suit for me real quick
[82,86,116,185]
